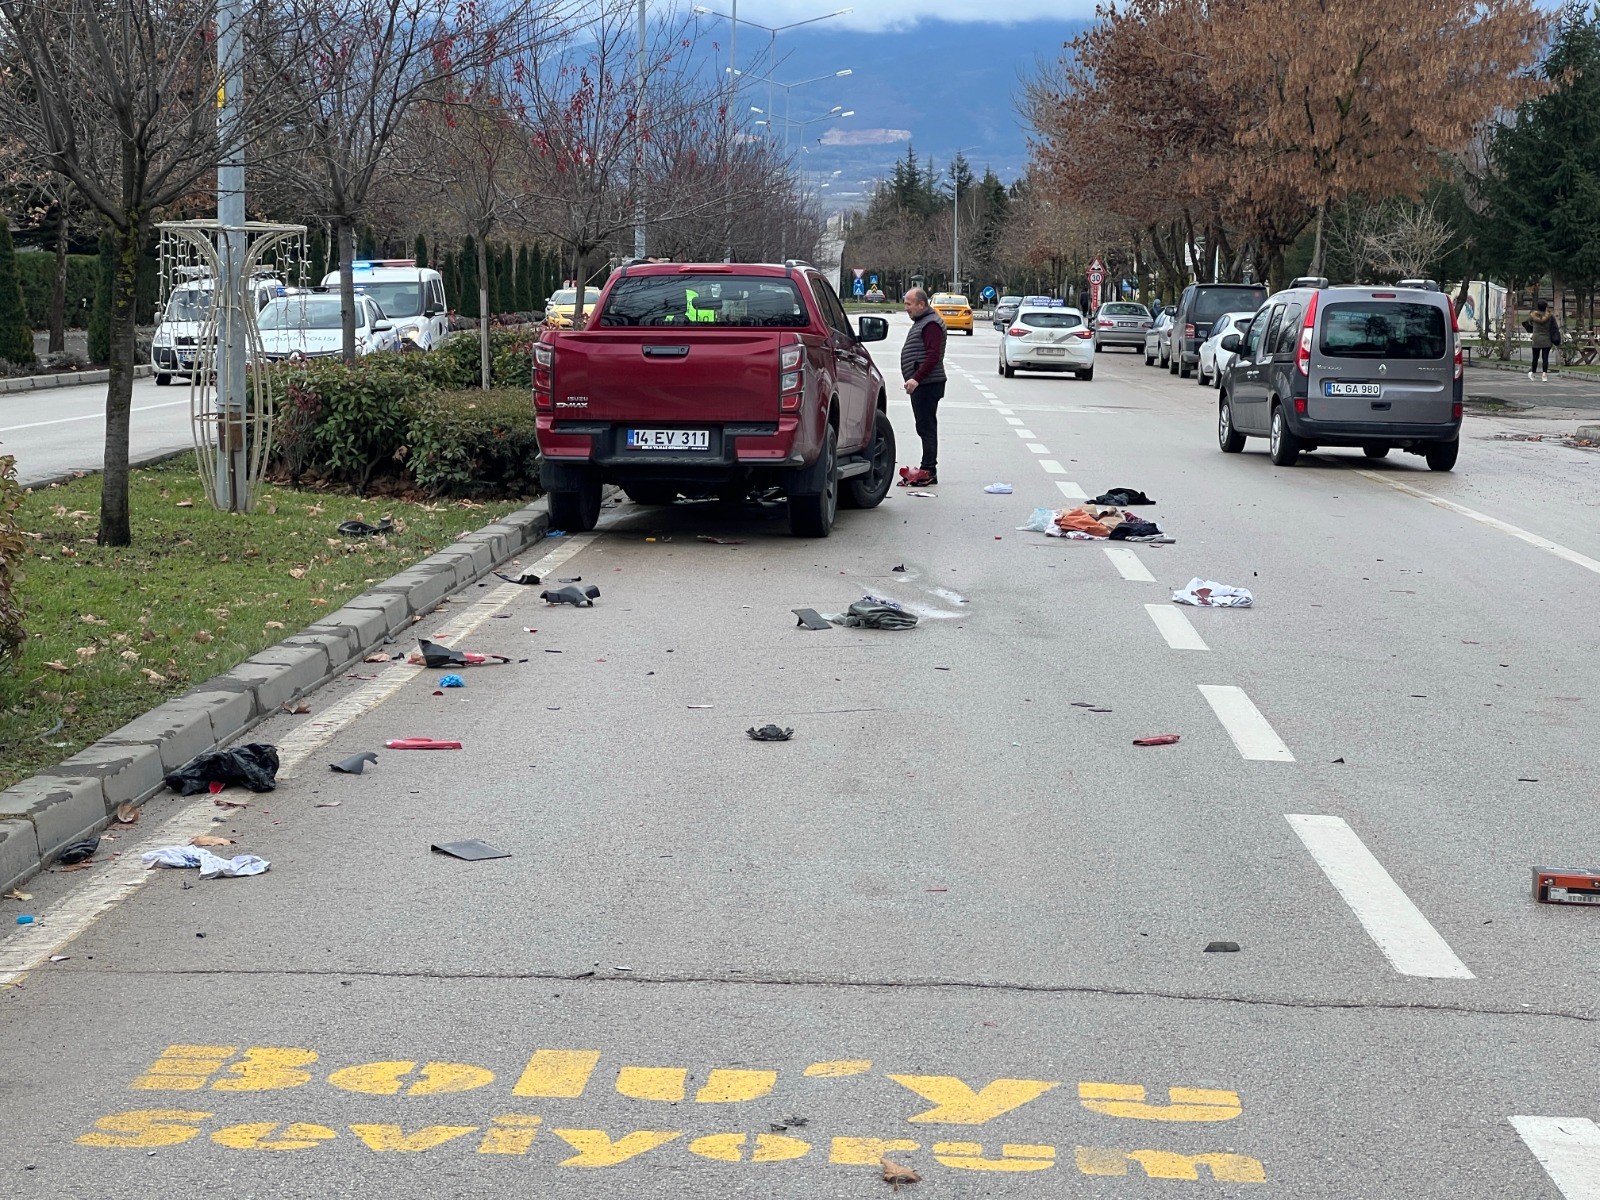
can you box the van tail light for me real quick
[1007,327,1028,337]
[1296,293,1319,377]
[1453,401,1463,420]
[533,341,553,409]
[779,343,805,411]
[1448,296,1463,380]
[1185,323,1196,339]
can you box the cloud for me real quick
[819,127,912,146]
[728,2,1098,32]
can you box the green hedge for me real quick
[15,252,98,331]
[268,347,540,497]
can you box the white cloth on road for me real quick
[1172,578,1254,608]
[141,846,271,878]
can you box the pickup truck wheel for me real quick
[548,478,602,532]
[788,426,838,538]
[622,484,678,506]
[842,412,896,509]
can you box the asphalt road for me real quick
[2,317,1598,1198]
[0,377,190,486]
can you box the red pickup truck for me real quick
[533,261,897,537]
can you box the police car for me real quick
[151,270,285,385]
[319,259,450,350]
[253,287,398,362]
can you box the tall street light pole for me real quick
[734,69,851,145]
[216,0,247,510]
[949,145,980,296]
[693,6,853,135]
[634,0,646,259]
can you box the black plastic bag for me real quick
[165,743,281,795]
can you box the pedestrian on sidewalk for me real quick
[899,287,947,487]
[1523,300,1559,381]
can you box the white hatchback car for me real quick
[998,303,1095,380]
[1197,311,1255,388]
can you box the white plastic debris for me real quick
[984,483,1014,494]
[1172,578,1254,608]
[141,846,271,878]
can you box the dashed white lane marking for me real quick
[1056,480,1087,500]
[1015,429,1036,438]
[1039,460,1066,474]
[0,532,599,989]
[1510,1116,1600,1199]
[1004,417,1024,426]
[1102,545,1155,582]
[1199,684,1295,761]
[1144,603,1209,651]
[1027,443,1050,454]
[1285,814,1473,979]
[996,407,1015,415]
[1357,469,1600,578]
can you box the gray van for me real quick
[1170,282,1268,377]
[1216,279,1462,471]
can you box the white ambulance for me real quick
[319,259,450,350]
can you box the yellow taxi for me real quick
[543,287,602,329]
[931,292,974,335]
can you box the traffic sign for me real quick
[852,267,865,279]
[981,286,996,301]
[852,278,865,297]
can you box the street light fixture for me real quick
[734,68,851,144]
[694,5,854,136]
[948,143,981,296]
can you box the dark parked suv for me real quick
[1170,282,1268,378]
[1216,278,1462,470]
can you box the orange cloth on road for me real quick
[1055,507,1112,537]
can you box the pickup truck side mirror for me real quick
[857,315,888,342]
[1220,333,1240,353]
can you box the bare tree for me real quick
[0,0,242,545]
[1366,199,1458,280]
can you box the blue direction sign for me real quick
[853,278,865,297]
[981,286,996,301]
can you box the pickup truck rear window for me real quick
[599,274,810,328]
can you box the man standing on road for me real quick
[899,287,947,487]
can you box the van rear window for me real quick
[1320,303,1446,359]
[1191,287,1267,323]
[599,275,809,328]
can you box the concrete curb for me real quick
[0,494,557,893]
[0,365,153,395]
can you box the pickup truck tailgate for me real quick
[554,331,783,423]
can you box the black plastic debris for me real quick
[417,638,511,667]
[792,608,831,631]
[431,840,511,861]
[747,725,794,742]
[337,518,394,537]
[1109,520,1162,540]
[165,744,280,796]
[1204,941,1241,953]
[540,584,601,607]
[1092,488,1155,505]
[495,568,542,585]
[330,752,379,775]
[57,836,100,865]
[891,564,907,572]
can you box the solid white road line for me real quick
[1102,545,1155,582]
[1027,443,1050,454]
[1357,469,1600,578]
[1056,480,1087,500]
[0,400,190,433]
[0,532,599,989]
[1285,813,1473,979]
[1144,603,1209,651]
[1510,1116,1600,1199]
[1200,684,1295,761]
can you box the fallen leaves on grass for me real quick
[288,567,307,579]
[80,614,109,626]
[175,500,194,508]
[43,661,71,673]
[141,668,168,683]
[192,630,214,644]
[264,621,284,630]
[76,646,98,660]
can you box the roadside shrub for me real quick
[272,359,416,494]
[0,221,35,368]
[15,252,98,330]
[0,453,25,665]
[404,388,541,498]
[430,328,538,390]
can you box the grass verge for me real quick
[0,454,526,792]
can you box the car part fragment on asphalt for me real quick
[697,535,745,545]
[57,836,100,864]
[892,563,906,572]
[385,738,463,750]
[1532,867,1600,905]
[984,482,1014,493]
[336,517,393,537]
[330,752,379,775]
[792,608,832,631]
[438,673,465,688]
[165,744,280,795]
[1133,734,1181,746]
[142,845,270,878]
[494,568,543,585]
[1172,578,1254,607]
[1204,941,1242,952]
[431,839,511,861]
[1092,488,1155,505]
[828,599,919,630]
[417,638,510,666]
[540,584,601,606]
[881,1154,921,1191]
[747,724,794,742]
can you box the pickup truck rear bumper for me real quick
[538,417,806,473]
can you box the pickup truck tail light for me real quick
[779,343,804,411]
[533,341,553,409]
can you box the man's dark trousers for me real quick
[910,381,945,472]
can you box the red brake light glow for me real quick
[1007,327,1028,337]
[1296,293,1319,377]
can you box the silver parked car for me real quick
[992,294,1022,330]
[1216,278,1462,470]
[1144,310,1176,367]
[1093,301,1152,352]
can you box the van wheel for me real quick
[843,412,895,509]
[1425,439,1459,472]
[1218,395,1246,453]
[1362,445,1391,459]
[1269,404,1301,466]
[788,426,838,538]
[1178,356,1192,379]
[548,478,602,532]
